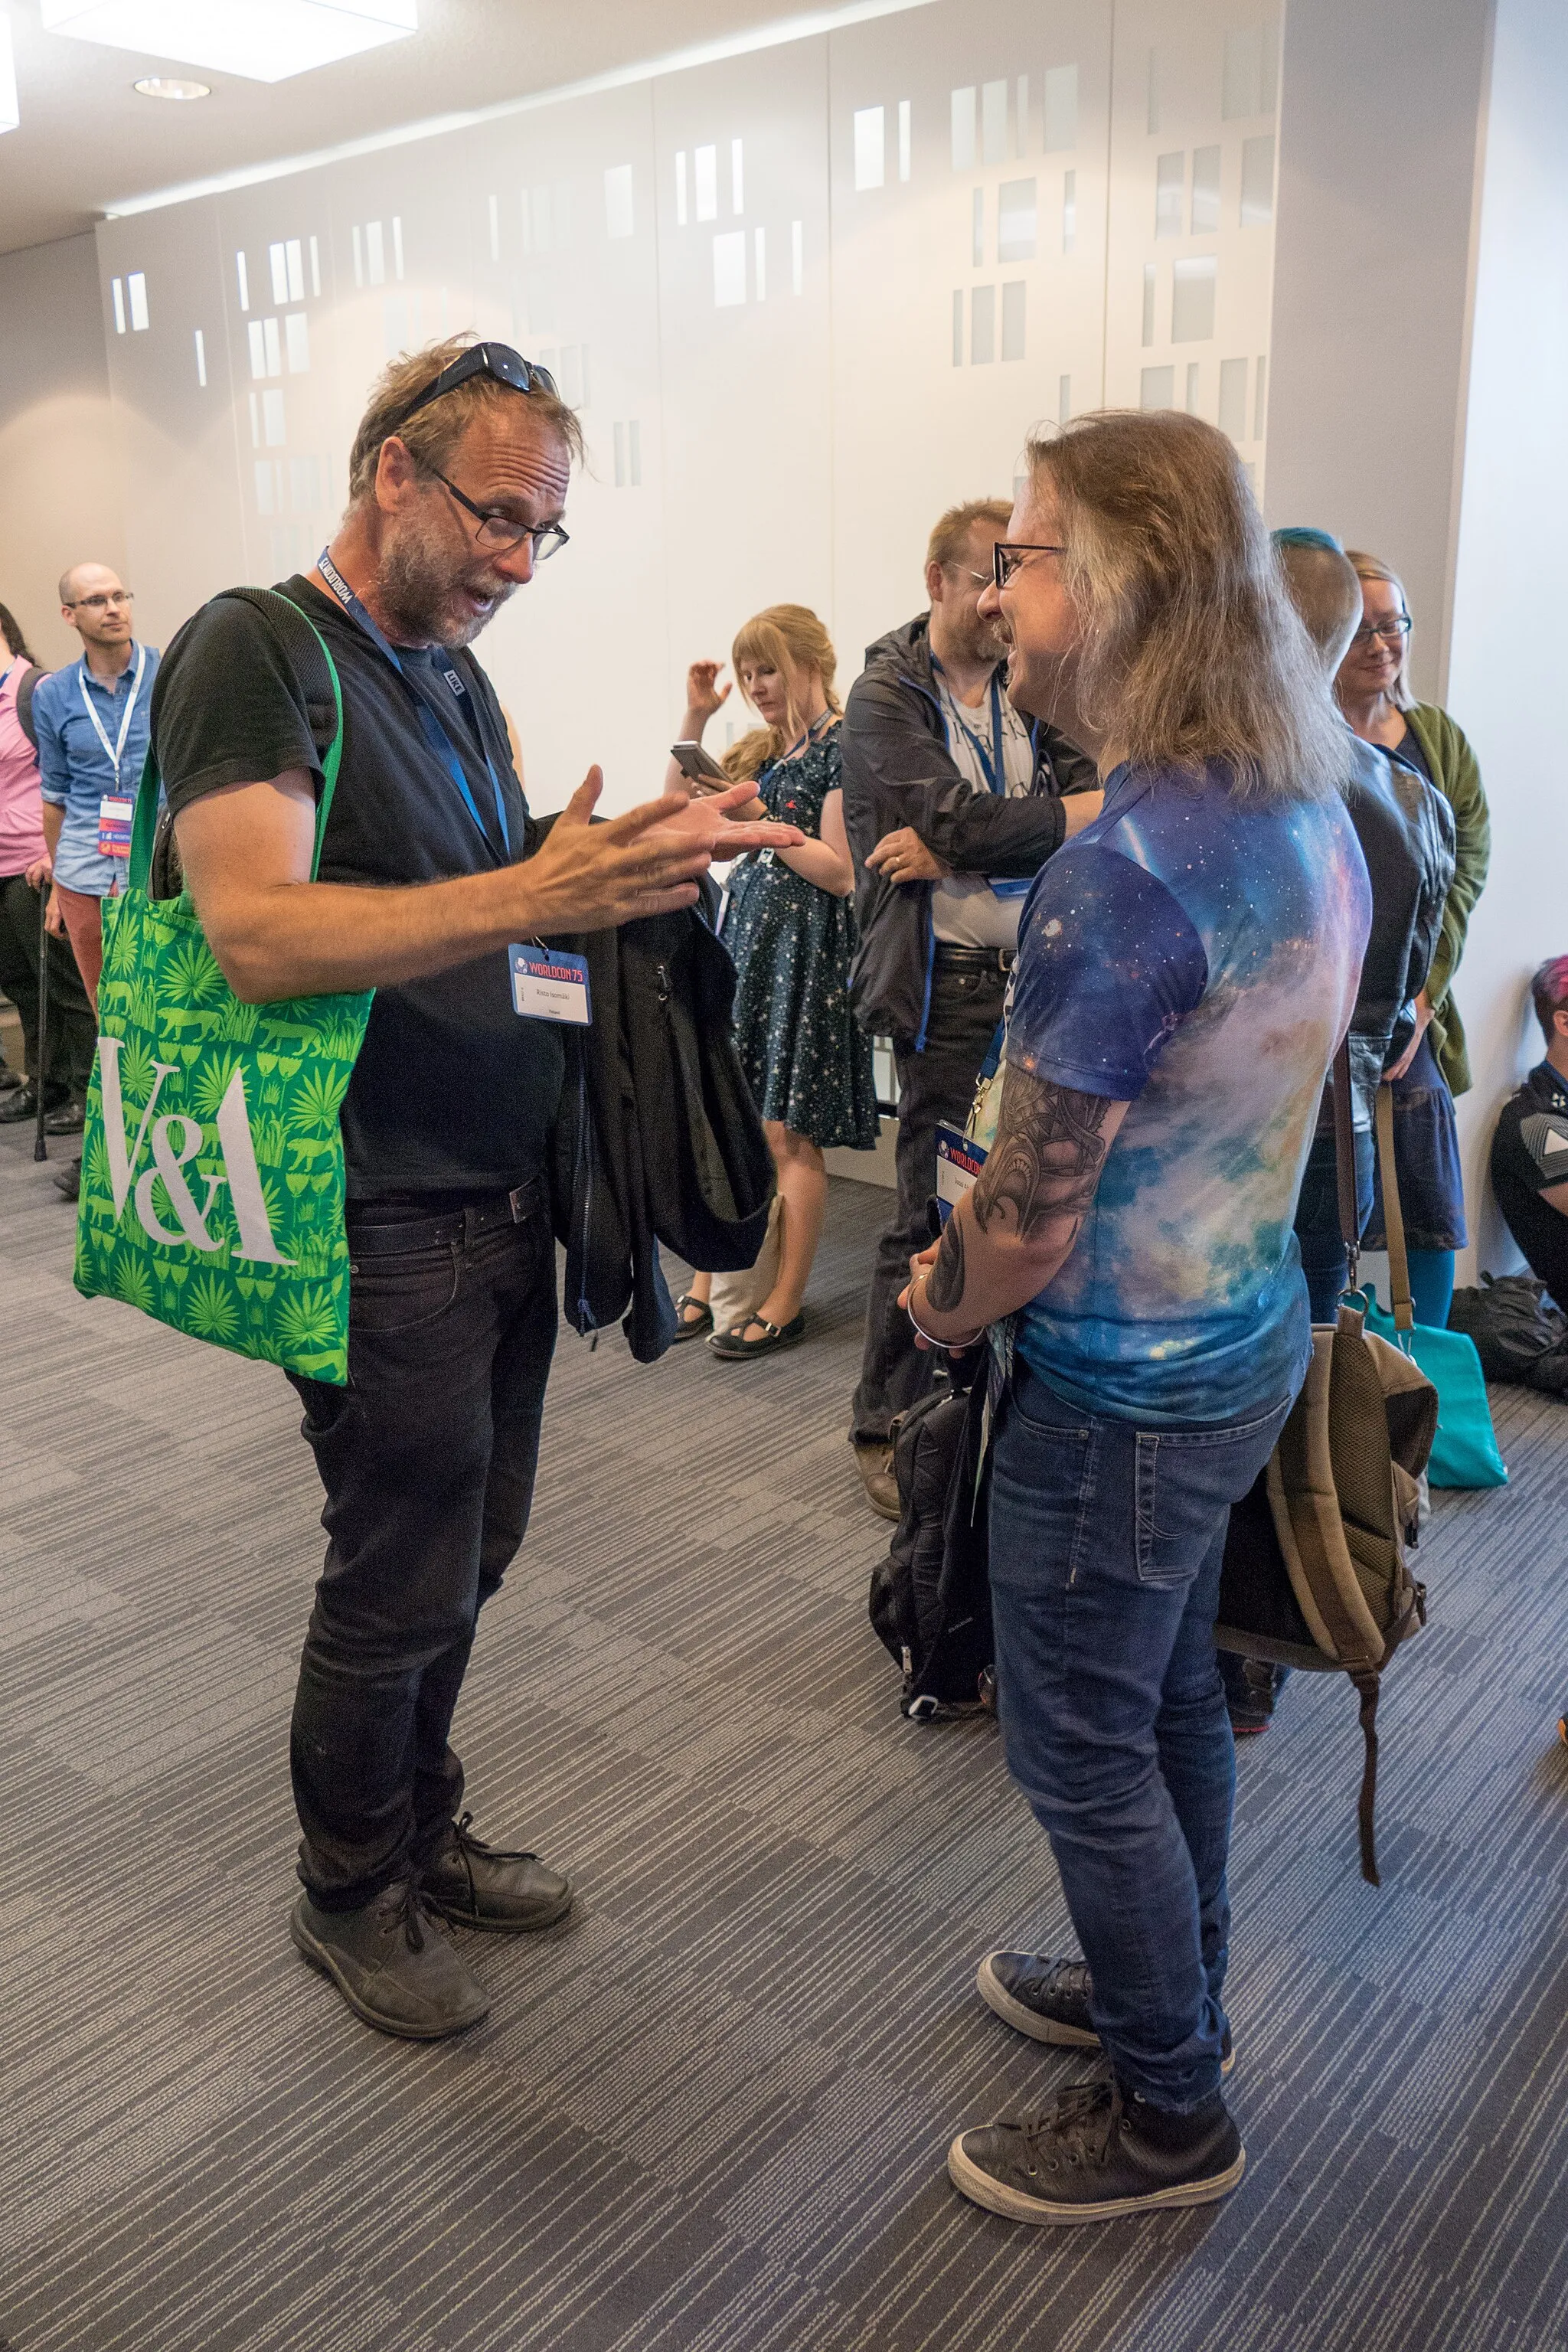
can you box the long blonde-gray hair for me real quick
[1025,410,1352,801]
[1341,550,1415,713]
[722,604,841,781]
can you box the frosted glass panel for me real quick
[1240,134,1275,226]
[998,179,1037,263]
[951,85,975,170]
[1140,364,1174,407]
[1218,355,1249,436]
[971,283,995,364]
[712,230,746,308]
[1001,279,1026,361]
[854,106,885,191]
[1043,63,1077,152]
[1171,254,1216,341]
[1191,144,1220,234]
[1155,152,1184,237]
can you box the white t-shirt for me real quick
[930,669,1037,949]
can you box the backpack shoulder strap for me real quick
[14,664,45,750]
[145,586,345,898]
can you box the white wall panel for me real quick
[827,0,1112,668]
[653,41,835,760]
[94,203,247,650]
[1104,0,1282,496]
[90,0,1283,809]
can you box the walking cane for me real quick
[34,878,50,1163]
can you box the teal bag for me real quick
[1361,1285,1507,1489]
[1354,1081,1506,1488]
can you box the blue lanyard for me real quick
[934,663,1010,796]
[315,547,511,858]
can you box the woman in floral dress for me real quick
[670,605,878,1357]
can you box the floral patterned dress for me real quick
[720,727,879,1152]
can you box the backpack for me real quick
[1448,1272,1568,1395]
[868,1361,995,1720]
[1215,1056,1439,1884]
[12,663,46,749]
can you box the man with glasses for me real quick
[22,564,157,1170]
[150,335,799,2041]
[841,500,1099,1517]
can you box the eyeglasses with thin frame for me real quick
[425,466,570,560]
[992,542,1067,590]
[66,589,134,612]
[1349,614,1412,647]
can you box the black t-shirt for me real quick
[1491,1060,1568,1315]
[151,575,564,1200]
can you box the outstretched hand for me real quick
[522,769,802,935]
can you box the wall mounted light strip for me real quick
[101,0,938,218]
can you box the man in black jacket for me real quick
[840,499,1099,1514]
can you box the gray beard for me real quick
[378,528,512,648]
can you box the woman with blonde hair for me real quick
[910,411,1369,2224]
[1337,550,1490,1331]
[669,604,877,1357]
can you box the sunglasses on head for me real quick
[384,341,560,434]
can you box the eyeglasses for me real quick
[1350,615,1412,646]
[426,466,570,560]
[385,341,560,435]
[992,542,1066,589]
[67,590,134,612]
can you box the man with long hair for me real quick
[905,413,1370,2223]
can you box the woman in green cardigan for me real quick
[1338,550,1491,1328]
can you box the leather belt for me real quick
[346,1174,549,1258]
[933,944,1015,975]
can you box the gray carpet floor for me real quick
[2,1118,1567,2352]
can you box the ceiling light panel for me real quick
[39,0,418,84]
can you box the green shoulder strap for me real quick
[129,586,345,893]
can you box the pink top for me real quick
[0,661,49,877]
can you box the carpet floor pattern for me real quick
[2,1129,1566,2352]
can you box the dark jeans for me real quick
[990,1360,1295,2112]
[1364,1031,1467,1253]
[1293,1124,1375,1324]
[851,960,1007,1446]
[0,871,96,1093]
[286,1184,557,1912]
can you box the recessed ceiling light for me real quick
[134,75,211,100]
[41,1,417,85]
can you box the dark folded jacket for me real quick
[1335,734,1457,1127]
[541,830,775,1363]
[839,612,1099,1050]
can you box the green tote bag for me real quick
[74,590,374,1384]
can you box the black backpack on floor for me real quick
[1447,1274,1568,1395]
[868,1363,995,1720]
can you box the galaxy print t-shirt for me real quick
[1008,762,1370,1424]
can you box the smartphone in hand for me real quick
[671,739,730,791]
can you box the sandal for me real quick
[671,1292,714,1344]
[708,1312,806,1361]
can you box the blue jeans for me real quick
[989,1362,1295,2112]
[1294,1125,1374,1325]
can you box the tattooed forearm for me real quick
[925,1213,967,1312]
[972,1063,1118,1244]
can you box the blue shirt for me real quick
[1008,763,1371,1425]
[34,644,159,896]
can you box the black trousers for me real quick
[0,871,96,1093]
[850,960,1008,1446]
[286,1184,557,1912]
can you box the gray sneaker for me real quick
[978,1950,1235,2072]
[290,1880,491,2040]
